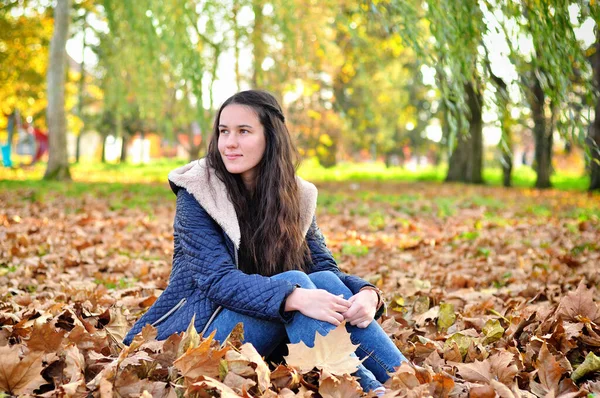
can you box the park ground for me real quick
[0,161,599,397]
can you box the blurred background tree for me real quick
[1,0,599,190]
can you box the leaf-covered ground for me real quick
[1,181,599,397]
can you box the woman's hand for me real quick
[285,288,351,326]
[343,289,378,328]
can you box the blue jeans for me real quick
[204,270,407,392]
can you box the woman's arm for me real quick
[175,189,297,322]
[305,216,385,320]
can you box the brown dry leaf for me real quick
[26,321,66,353]
[0,344,46,395]
[453,359,491,384]
[119,350,155,369]
[174,331,229,381]
[468,383,496,398]
[557,282,600,324]
[223,371,256,393]
[387,362,422,390]
[102,307,128,346]
[536,342,565,393]
[61,343,85,385]
[488,380,518,398]
[428,373,454,398]
[185,375,240,397]
[488,351,518,385]
[284,323,361,375]
[270,364,301,390]
[240,343,270,392]
[318,373,362,398]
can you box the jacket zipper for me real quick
[200,246,239,336]
[151,297,187,327]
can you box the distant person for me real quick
[31,126,48,164]
[123,90,407,394]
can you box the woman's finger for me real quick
[332,311,345,323]
[327,315,342,326]
[357,319,371,328]
[344,304,361,319]
[333,303,350,313]
[334,296,351,307]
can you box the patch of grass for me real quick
[477,247,491,258]
[341,243,369,257]
[464,195,506,210]
[435,197,456,218]
[0,179,172,209]
[458,231,480,241]
[571,242,598,256]
[526,205,552,217]
[369,211,386,231]
[95,276,138,290]
[1,158,590,191]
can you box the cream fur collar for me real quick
[168,158,318,249]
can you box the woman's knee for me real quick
[309,271,347,289]
[272,270,315,288]
[309,271,352,298]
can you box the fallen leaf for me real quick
[0,345,46,395]
[318,373,362,398]
[489,351,518,385]
[284,323,361,375]
[536,342,565,394]
[557,282,600,324]
[240,343,270,392]
[571,351,600,382]
[26,321,66,353]
[454,359,491,384]
[428,372,454,398]
[174,331,229,381]
[482,319,504,344]
[186,375,239,397]
[437,303,456,331]
[270,364,301,390]
[469,383,496,398]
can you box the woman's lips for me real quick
[225,154,242,160]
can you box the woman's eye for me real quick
[240,129,250,134]
[220,129,229,134]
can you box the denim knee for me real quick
[272,270,314,288]
[309,270,342,284]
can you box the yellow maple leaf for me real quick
[284,323,361,375]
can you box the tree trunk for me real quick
[187,122,201,162]
[501,146,513,187]
[75,9,87,163]
[233,0,241,91]
[466,81,483,184]
[120,134,128,163]
[44,0,72,181]
[252,0,265,88]
[445,81,483,184]
[101,134,107,163]
[531,75,552,189]
[589,28,600,191]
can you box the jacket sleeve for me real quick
[305,216,385,319]
[175,189,297,323]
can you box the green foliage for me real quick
[341,243,369,257]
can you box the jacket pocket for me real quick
[151,298,187,327]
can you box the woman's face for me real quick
[218,104,267,188]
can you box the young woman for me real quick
[124,90,407,393]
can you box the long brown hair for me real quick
[206,90,309,276]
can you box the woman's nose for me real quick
[225,134,239,148]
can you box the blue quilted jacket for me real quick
[123,159,381,345]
